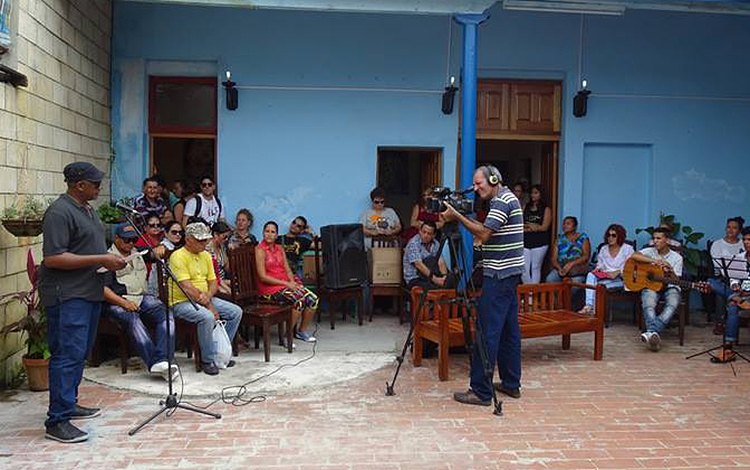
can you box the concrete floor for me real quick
[83,315,408,397]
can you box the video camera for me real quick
[425,186,473,215]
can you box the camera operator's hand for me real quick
[440,203,459,222]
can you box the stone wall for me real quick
[0,0,112,387]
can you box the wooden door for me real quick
[540,142,559,243]
[420,152,441,189]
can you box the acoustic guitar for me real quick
[623,258,710,293]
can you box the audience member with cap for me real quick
[102,222,177,381]
[168,222,242,375]
[39,162,127,443]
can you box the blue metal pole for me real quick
[454,12,489,280]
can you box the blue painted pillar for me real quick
[454,12,489,279]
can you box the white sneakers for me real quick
[640,331,661,351]
[150,361,180,381]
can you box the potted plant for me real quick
[1,197,49,237]
[0,250,49,391]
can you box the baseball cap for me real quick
[63,162,105,183]
[185,222,212,241]
[114,223,138,238]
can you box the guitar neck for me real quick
[650,273,696,291]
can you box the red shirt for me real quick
[257,240,289,296]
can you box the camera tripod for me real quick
[385,225,503,416]
[115,211,221,436]
[685,255,750,376]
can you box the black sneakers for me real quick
[453,389,492,406]
[493,383,521,399]
[45,421,88,443]
[202,362,219,375]
[70,405,101,420]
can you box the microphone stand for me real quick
[117,210,221,436]
[685,255,750,374]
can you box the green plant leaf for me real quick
[682,226,693,235]
[686,232,704,244]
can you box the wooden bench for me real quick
[411,280,606,381]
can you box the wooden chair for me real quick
[227,243,294,362]
[313,236,364,329]
[369,235,406,322]
[89,314,130,374]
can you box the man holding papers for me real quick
[102,223,177,380]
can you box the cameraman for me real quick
[441,165,525,406]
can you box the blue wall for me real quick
[112,1,750,243]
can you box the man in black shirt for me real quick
[39,162,127,443]
[277,216,316,279]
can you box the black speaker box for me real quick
[320,224,367,289]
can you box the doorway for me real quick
[151,136,216,188]
[376,147,442,229]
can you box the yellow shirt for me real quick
[168,247,216,306]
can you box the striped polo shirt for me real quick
[481,187,525,279]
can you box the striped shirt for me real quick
[480,188,525,279]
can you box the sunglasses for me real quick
[292,223,305,229]
[169,230,184,236]
[201,182,214,187]
[84,180,101,188]
[607,233,617,238]
[147,223,162,228]
[122,237,138,244]
[373,199,385,204]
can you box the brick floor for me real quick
[1,320,749,470]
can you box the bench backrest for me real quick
[517,282,571,313]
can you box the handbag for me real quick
[212,320,232,369]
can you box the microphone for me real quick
[115,202,140,215]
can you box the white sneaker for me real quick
[150,361,179,381]
[640,332,651,344]
[648,331,661,352]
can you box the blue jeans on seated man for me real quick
[641,287,681,334]
[724,296,748,343]
[46,299,101,428]
[171,297,242,366]
[469,275,522,401]
[103,294,174,370]
[707,278,731,324]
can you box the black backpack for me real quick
[192,195,222,220]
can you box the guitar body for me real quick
[623,258,664,292]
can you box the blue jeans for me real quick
[103,295,174,369]
[708,278,731,324]
[641,288,681,334]
[470,275,522,401]
[171,297,242,365]
[725,299,745,343]
[584,272,623,307]
[46,299,101,427]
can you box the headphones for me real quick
[481,165,502,186]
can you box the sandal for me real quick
[710,347,737,364]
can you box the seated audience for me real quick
[183,175,225,227]
[207,221,232,295]
[707,217,744,333]
[134,176,169,225]
[256,221,318,343]
[630,227,682,352]
[172,181,196,225]
[228,208,257,249]
[277,216,316,280]
[546,216,591,284]
[169,222,242,375]
[522,184,552,284]
[157,220,185,254]
[715,226,750,362]
[135,215,164,278]
[403,221,451,290]
[402,188,441,243]
[578,224,634,315]
[102,223,177,381]
[361,187,402,248]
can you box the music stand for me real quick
[114,212,221,436]
[686,255,750,375]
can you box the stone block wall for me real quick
[0,0,112,387]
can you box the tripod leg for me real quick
[129,406,170,436]
[386,291,428,396]
[175,403,222,419]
